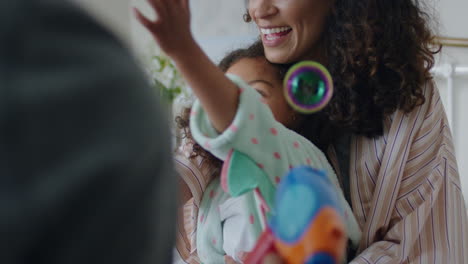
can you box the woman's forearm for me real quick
[172,41,239,132]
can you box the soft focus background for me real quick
[73,0,468,204]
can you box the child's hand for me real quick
[135,0,239,133]
[134,0,194,59]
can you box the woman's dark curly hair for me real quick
[246,0,441,137]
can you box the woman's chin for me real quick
[264,49,297,64]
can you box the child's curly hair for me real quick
[175,106,222,166]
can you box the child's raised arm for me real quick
[134,0,239,132]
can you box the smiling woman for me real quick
[249,0,331,64]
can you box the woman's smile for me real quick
[259,26,293,47]
[249,0,331,63]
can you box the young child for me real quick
[175,42,309,263]
[134,2,361,263]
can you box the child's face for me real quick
[227,57,298,128]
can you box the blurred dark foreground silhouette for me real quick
[0,0,176,263]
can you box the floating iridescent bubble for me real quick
[283,61,334,114]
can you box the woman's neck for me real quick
[303,38,329,66]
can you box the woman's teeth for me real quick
[266,35,279,41]
[260,27,292,35]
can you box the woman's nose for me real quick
[249,0,278,21]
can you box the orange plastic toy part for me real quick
[274,207,346,264]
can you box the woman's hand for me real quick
[134,0,195,60]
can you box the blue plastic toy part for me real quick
[269,166,343,244]
[305,252,336,264]
[244,166,348,264]
[284,61,334,114]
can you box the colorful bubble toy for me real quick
[284,61,334,114]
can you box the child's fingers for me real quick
[180,0,189,10]
[133,8,156,32]
[162,0,189,17]
[146,0,167,17]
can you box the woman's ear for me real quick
[243,10,252,23]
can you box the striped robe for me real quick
[174,82,468,263]
[174,142,219,264]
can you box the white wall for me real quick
[130,0,257,62]
[72,0,132,47]
[436,0,468,39]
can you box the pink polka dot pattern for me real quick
[200,214,204,223]
[251,138,259,144]
[209,190,217,199]
[257,163,264,169]
[204,141,211,149]
[270,128,278,136]
[261,206,267,219]
[274,152,281,160]
[230,125,238,132]
[212,238,217,245]
[289,164,294,169]
[306,158,312,165]
[293,141,300,148]
[249,114,255,120]
[249,214,255,225]
[275,176,281,184]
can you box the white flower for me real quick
[140,44,191,103]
